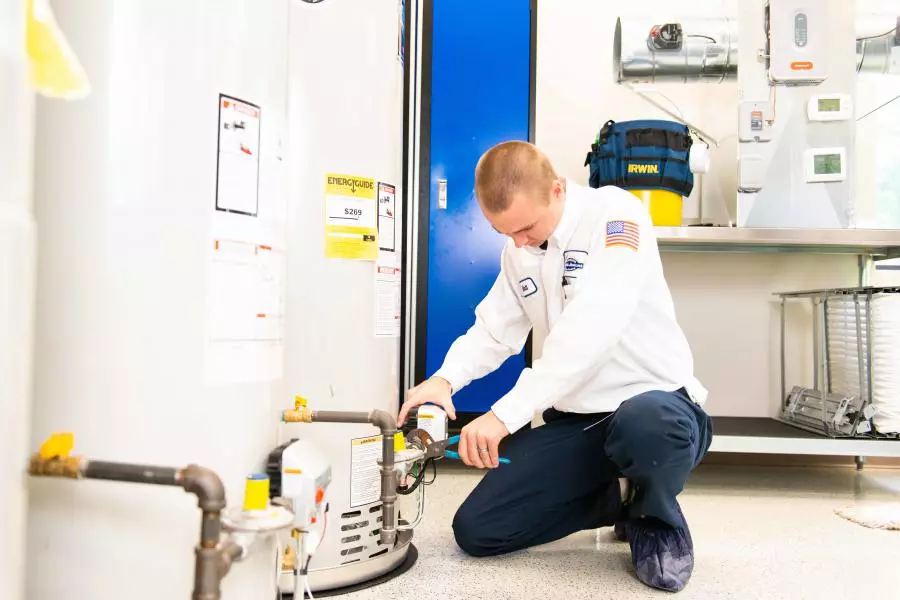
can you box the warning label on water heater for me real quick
[350,434,382,508]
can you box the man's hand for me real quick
[459,410,509,469]
[397,376,456,427]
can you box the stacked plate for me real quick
[826,297,869,402]
[871,293,900,434]
[825,293,900,434]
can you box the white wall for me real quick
[856,74,900,228]
[849,0,900,227]
[534,0,890,417]
[660,253,859,417]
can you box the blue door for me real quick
[422,0,534,415]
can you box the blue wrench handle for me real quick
[444,450,511,464]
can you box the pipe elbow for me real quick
[179,465,227,512]
[369,409,396,434]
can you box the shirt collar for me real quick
[547,179,584,249]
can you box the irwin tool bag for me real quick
[585,119,694,196]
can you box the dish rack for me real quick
[776,286,900,439]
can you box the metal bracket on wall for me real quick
[622,82,721,148]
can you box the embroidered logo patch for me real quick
[518,277,538,298]
[606,220,640,251]
[563,250,588,274]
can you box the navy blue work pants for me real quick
[452,389,713,557]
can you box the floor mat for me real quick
[836,503,900,530]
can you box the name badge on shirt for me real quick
[563,250,588,280]
[518,277,538,298]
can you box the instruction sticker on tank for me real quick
[216,95,261,216]
[350,434,383,508]
[324,173,378,260]
[377,182,396,252]
[374,252,401,338]
[205,237,286,384]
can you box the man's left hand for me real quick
[459,410,509,469]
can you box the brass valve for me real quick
[282,395,313,423]
[282,408,313,423]
[282,543,297,571]
[28,433,82,479]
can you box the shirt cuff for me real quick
[431,366,468,396]
[490,388,535,434]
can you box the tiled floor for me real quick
[338,462,900,599]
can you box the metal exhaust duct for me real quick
[614,16,898,83]
[613,17,739,84]
[857,30,899,74]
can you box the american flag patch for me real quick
[606,220,640,251]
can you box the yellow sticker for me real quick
[25,0,91,99]
[324,173,378,261]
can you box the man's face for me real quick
[481,181,563,248]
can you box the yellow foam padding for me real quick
[628,189,683,227]
[39,432,74,459]
[243,474,270,511]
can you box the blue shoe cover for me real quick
[625,504,693,592]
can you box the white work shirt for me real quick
[433,181,707,434]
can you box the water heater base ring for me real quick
[290,543,419,598]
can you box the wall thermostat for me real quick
[767,0,829,83]
[803,147,846,183]
[739,100,774,142]
[807,94,852,121]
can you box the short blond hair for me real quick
[475,141,558,213]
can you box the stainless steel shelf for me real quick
[655,226,900,257]
[708,417,900,457]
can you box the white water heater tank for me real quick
[278,0,410,593]
[1,1,36,599]
[27,1,290,598]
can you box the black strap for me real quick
[624,128,692,151]
[617,175,693,196]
